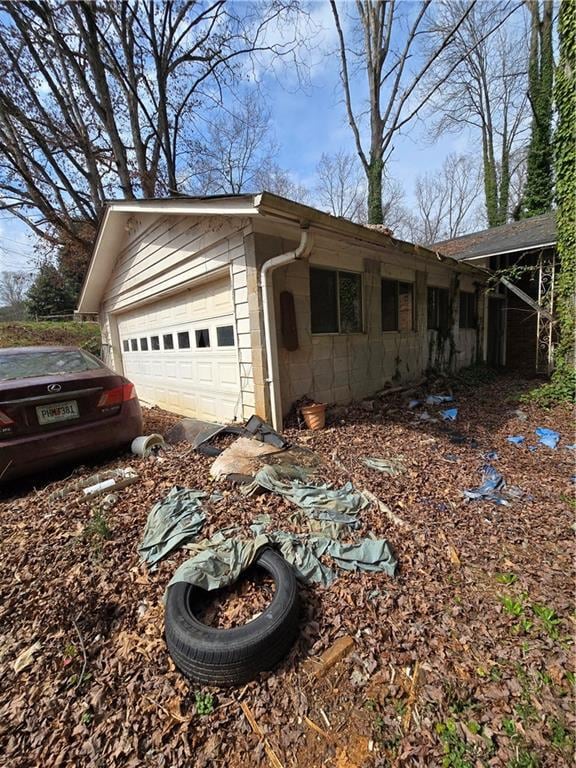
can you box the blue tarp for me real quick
[535,427,560,449]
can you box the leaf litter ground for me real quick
[0,374,574,767]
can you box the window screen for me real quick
[459,292,476,328]
[122,340,129,352]
[163,334,174,350]
[140,337,149,351]
[217,325,235,346]
[195,329,210,348]
[130,338,138,351]
[339,271,362,333]
[151,336,160,350]
[177,331,190,349]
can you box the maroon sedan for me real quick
[0,346,143,483]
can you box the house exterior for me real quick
[77,193,485,429]
[433,213,557,375]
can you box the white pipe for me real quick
[260,224,313,431]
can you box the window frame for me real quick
[310,266,364,335]
[216,325,235,347]
[162,333,174,350]
[381,278,415,333]
[177,331,191,349]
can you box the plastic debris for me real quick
[242,464,368,522]
[484,451,498,460]
[408,399,421,409]
[361,456,405,476]
[139,487,206,566]
[426,394,453,405]
[131,433,165,457]
[168,529,397,590]
[535,427,560,449]
[565,444,576,451]
[464,465,525,506]
[82,468,138,496]
[507,435,525,445]
[14,641,42,673]
[441,408,458,421]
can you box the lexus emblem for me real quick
[47,384,62,393]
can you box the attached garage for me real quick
[78,193,485,431]
[115,277,241,422]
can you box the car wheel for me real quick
[164,547,300,686]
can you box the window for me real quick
[195,329,210,348]
[163,333,174,350]
[151,336,160,351]
[459,292,477,328]
[427,287,450,331]
[130,338,138,351]
[217,325,235,347]
[310,268,363,334]
[122,340,129,352]
[177,331,190,349]
[140,337,149,351]
[381,279,414,331]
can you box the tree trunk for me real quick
[522,0,554,217]
[367,155,384,225]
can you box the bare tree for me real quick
[0,0,304,258]
[411,154,484,244]
[0,270,31,319]
[190,95,280,195]
[329,0,521,225]
[314,151,366,221]
[429,1,530,226]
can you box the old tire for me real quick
[164,547,300,686]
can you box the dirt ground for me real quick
[0,373,574,768]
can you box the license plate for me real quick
[36,400,79,425]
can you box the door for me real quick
[116,277,241,422]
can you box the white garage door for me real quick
[116,278,241,422]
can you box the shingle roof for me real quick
[431,212,556,261]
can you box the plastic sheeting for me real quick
[535,427,560,449]
[441,408,458,421]
[464,465,525,507]
[138,487,206,566]
[242,464,368,522]
[168,528,397,591]
[361,456,405,476]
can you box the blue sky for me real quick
[0,0,476,275]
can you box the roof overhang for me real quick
[77,192,484,314]
[458,241,557,262]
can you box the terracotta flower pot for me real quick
[300,402,327,430]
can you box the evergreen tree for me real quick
[27,263,76,318]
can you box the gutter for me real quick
[260,222,314,431]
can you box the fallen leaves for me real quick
[0,383,574,767]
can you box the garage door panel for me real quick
[117,278,241,423]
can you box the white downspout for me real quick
[260,223,313,431]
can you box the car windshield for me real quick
[0,350,103,381]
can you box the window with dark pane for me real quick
[459,292,476,328]
[310,268,338,333]
[339,271,362,332]
[130,338,138,351]
[217,325,235,346]
[438,289,450,332]
[177,331,190,349]
[122,339,129,352]
[140,337,149,351]
[163,334,174,350]
[428,287,450,331]
[195,329,210,348]
[151,336,160,350]
[381,279,398,331]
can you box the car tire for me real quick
[164,547,300,686]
